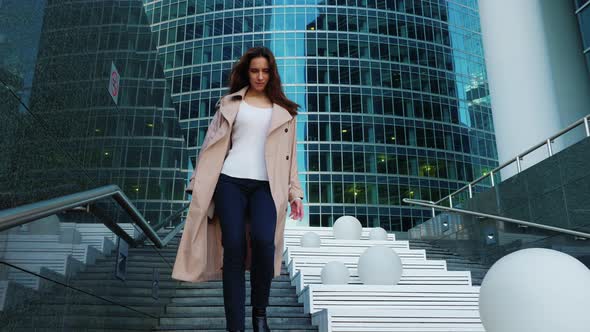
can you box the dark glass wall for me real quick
[144,0,497,231]
[463,137,590,232]
[576,0,590,73]
[0,0,188,224]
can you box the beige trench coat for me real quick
[171,86,304,283]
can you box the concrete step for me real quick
[170,296,300,306]
[176,280,294,289]
[426,257,485,265]
[410,246,457,253]
[2,329,148,332]
[40,295,169,306]
[132,248,179,253]
[74,272,292,282]
[446,264,490,272]
[124,255,176,262]
[3,314,156,330]
[165,305,305,316]
[172,287,297,297]
[83,265,173,274]
[8,302,164,316]
[160,316,311,327]
[85,263,289,275]
[56,286,176,298]
[154,328,317,332]
[94,258,175,267]
[68,279,293,290]
[409,239,492,286]
[73,271,174,281]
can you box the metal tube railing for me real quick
[404,198,590,239]
[0,185,120,232]
[0,185,187,248]
[435,114,590,206]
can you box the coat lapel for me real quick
[198,87,245,154]
[219,86,247,125]
[267,103,293,136]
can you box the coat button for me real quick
[284,128,288,133]
[286,156,289,160]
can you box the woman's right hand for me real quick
[289,198,304,221]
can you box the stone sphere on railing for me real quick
[368,227,388,241]
[357,246,403,285]
[479,248,590,332]
[300,232,321,247]
[320,261,350,285]
[333,216,362,240]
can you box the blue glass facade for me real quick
[144,0,497,231]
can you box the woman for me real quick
[172,47,304,332]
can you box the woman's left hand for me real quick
[289,199,304,221]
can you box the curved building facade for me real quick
[144,0,497,231]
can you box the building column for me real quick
[478,0,590,177]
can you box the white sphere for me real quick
[320,261,350,285]
[300,232,321,247]
[357,246,403,285]
[479,248,590,332]
[333,216,362,240]
[368,227,388,241]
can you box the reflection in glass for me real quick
[1,0,188,224]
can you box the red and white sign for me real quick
[108,62,120,105]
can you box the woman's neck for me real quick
[245,87,272,108]
[245,87,267,99]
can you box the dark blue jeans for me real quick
[213,173,277,331]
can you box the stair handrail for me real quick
[403,198,590,239]
[436,114,590,208]
[0,185,186,248]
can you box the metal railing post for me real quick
[489,171,495,187]
[585,117,590,137]
[448,195,453,208]
[546,139,553,157]
[468,184,473,198]
[516,156,522,173]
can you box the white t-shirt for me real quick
[220,100,273,181]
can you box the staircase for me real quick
[1,229,493,331]
[154,236,317,332]
[154,272,317,331]
[0,233,317,331]
[284,227,486,331]
[409,240,491,285]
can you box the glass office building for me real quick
[144,0,497,231]
[576,0,590,72]
[1,0,188,223]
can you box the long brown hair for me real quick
[228,47,299,116]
